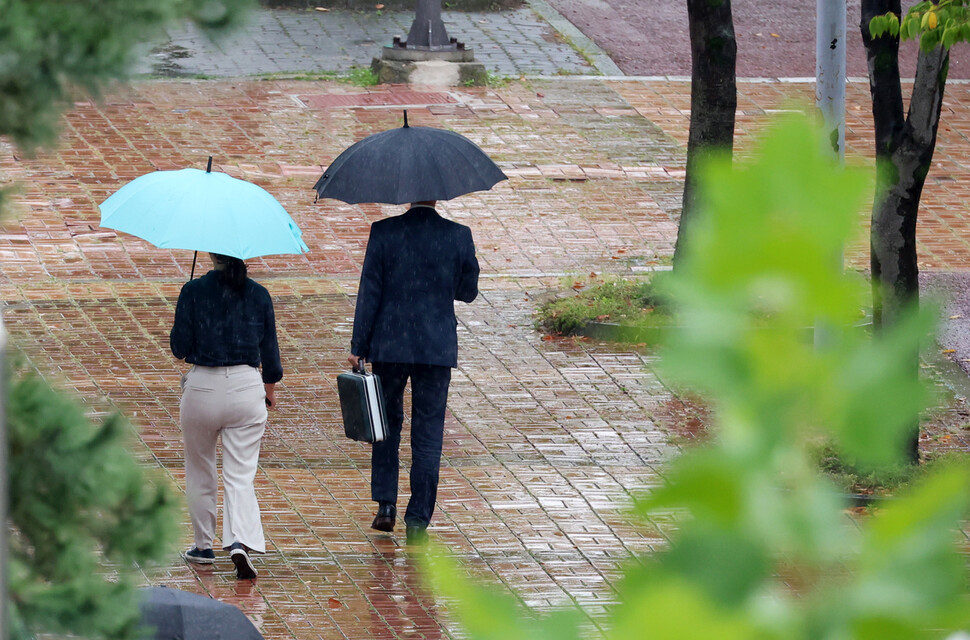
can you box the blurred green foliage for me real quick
[6,368,181,639]
[0,0,254,152]
[1,1,252,637]
[425,115,970,638]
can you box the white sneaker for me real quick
[229,543,257,579]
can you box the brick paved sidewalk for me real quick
[2,77,970,637]
[133,6,596,78]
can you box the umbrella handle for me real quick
[190,251,197,280]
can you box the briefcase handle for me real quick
[354,358,368,375]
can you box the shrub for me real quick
[535,276,669,335]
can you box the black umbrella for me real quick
[313,111,507,205]
[138,586,263,640]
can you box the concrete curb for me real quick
[524,0,624,77]
[519,75,970,84]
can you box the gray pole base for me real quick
[372,57,488,86]
[381,44,477,63]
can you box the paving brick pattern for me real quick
[3,75,970,637]
[134,8,593,78]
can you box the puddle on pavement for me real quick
[150,43,192,77]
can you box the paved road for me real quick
[543,0,970,79]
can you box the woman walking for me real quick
[170,252,282,580]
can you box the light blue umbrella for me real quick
[99,160,308,274]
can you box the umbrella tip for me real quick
[206,156,213,173]
[403,110,409,128]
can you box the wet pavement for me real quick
[2,5,970,639]
[133,5,599,78]
[542,0,970,79]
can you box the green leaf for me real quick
[943,26,959,47]
[659,526,771,607]
[906,14,923,40]
[869,14,888,38]
[827,465,970,634]
[919,27,942,51]
[636,448,746,526]
[421,549,585,640]
[607,578,767,640]
[888,13,901,37]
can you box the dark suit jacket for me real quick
[351,206,479,368]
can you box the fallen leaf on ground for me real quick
[315,6,329,10]
[942,349,957,354]
[328,598,342,608]
[950,315,963,319]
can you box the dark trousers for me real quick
[371,362,451,527]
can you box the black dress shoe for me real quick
[371,503,396,532]
[405,524,429,546]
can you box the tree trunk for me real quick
[861,0,949,463]
[673,0,737,268]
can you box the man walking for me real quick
[348,200,479,545]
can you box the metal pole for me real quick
[816,0,846,159]
[816,0,847,349]
[406,0,450,48]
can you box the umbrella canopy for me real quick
[138,586,263,640]
[100,167,309,261]
[313,115,507,205]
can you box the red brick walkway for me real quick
[2,78,969,638]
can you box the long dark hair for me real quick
[213,253,248,293]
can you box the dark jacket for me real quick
[351,206,479,368]
[170,270,283,384]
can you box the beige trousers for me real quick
[181,364,267,554]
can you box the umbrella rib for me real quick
[435,131,505,199]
